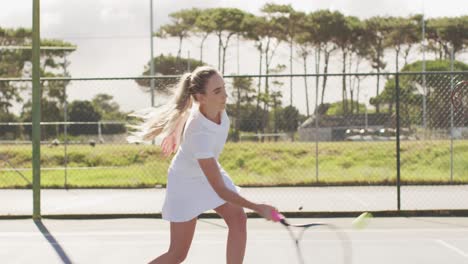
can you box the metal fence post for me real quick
[64,85,68,188]
[314,49,320,183]
[32,0,41,219]
[396,72,401,211]
[450,47,454,183]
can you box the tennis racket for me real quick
[272,211,371,264]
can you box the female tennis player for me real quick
[130,66,278,264]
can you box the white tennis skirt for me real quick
[161,168,240,222]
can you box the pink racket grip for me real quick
[271,210,285,222]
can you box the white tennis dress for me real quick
[162,106,240,222]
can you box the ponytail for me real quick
[127,73,193,144]
[127,66,219,146]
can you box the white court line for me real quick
[0,240,223,246]
[0,230,468,241]
[2,238,468,247]
[436,239,468,258]
[0,239,447,246]
[1,228,468,237]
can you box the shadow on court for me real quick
[34,220,73,264]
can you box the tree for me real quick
[38,39,75,106]
[225,104,268,133]
[0,28,75,115]
[270,86,283,140]
[278,105,301,132]
[294,16,313,116]
[326,100,366,116]
[0,28,28,113]
[230,76,256,141]
[403,15,424,67]
[345,18,367,114]
[334,15,362,115]
[68,100,101,135]
[0,80,24,114]
[136,54,205,95]
[385,16,420,72]
[261,4,303,107]
[300,10,341,107]
[363,17,393,113]
[21,99,62,139]
[241,14,266,133]
[0,111,20,139]
[426,16,468,60]
[92,94,122,119]
[193,10,214,63]
[156,8,200,58]
[92,94,126,134]
[258,6,287,111]
[243,7,285,135]
[347,27,371,115]
[379,16,420,115]
[196,8,247,73]
[1,27,75,140]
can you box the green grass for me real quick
[1,140,467,188]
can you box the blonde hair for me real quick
[128,66,219,144]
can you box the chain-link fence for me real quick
[0,72,467,215]
[398,72,467,210]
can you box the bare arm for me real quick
[198,158,276,220]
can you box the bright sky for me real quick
[1,0,467,114]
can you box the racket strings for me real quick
[322,224,352,264]
[284,223,352,264]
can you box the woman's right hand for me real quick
[254,204,279,222]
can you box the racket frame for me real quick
[275,214,352,264]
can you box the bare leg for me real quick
[214,203,248,264]
[148,218,197,264]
